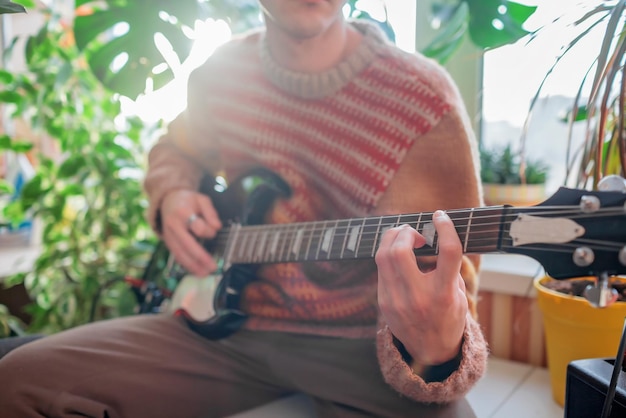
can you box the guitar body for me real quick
[173,169,291,340]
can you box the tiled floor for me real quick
[467,356,564,418]
[229,356,565,418]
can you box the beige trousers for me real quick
[0,314,476,418]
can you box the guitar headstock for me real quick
[502,187,626,280]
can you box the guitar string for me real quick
[208,207,624,237]
[199,205,625,261]
[215,205,624,234]
[205,207,626,251]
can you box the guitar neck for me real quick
[213,206,508,265]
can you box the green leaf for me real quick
[0,136,34,153]
[73,0,201,99]
[57,155,87,178]
[0,0,26,14]
[422,1,536,62]
[4,272,26,288]
[60,184,84,196]
[20,174,43,201]
[0,90,23,104]
[422,3,468,63]
[560,105,589,123]
[0,69,15,84]
[466,0,537,49]
[13,142,33,153]
[0,180,12,194]
[2,199,25,223]
[11,0,34,8]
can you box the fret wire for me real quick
[371,216,383,257]
[291,224,301,261]
[236,228,245,263]
[464,208,474,253]
[306,225,316,260]
[281,223,291,262]
[302,224,312,261]
[248,229,255,262]
[245,228,256,263]
[416,212,423,234]
[261,228,272,263]
[338,219,348,259]
[326,220,338,259]
[293,224,302,261]
[270,228,281,263]
[353,217,366,258]
[224,224,241,266]
[314,220,327,260]
[239,229,248,263]
[276,224,289,263]
[278,224,290,263]
[284,224,294,262]
[258,229,268,262]
[310,222,322,261]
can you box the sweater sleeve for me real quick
[376,314,488,403]
[143,114,205,232]
[371,85,488,402]
[143,64,220,233]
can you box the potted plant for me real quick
[523,1,626,407]
[479,143,549,206]
[0,3,156,334]
[0,0,30,338]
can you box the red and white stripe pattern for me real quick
[190,22,451,223]
[185,22,454,333]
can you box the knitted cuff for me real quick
[376,314,488,404]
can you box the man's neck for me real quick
[265,21,361,73]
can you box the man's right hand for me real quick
[160,189,222,277]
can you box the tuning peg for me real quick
[598,175,626,193]
[583,273,619,308]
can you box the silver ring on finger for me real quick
[186,213,199,229]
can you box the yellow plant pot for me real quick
[534,276,626,406]
[483,183,546,206]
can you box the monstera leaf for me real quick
[0,0,27,14]
[466,0,536,48]
[424,0,536,63]
[73,0,202,99]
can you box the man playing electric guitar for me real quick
[0,1,488,417]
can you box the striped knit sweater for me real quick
[145,21,487,404]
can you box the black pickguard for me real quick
[176,168,291,339]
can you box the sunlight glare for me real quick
[112,22,129,36]
[110,52,128,73]
[491,19,504,31]
[122,18,232,124]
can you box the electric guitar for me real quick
[166,170,626,340]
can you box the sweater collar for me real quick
[259,20,389,99]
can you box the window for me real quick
[481,1,607,194]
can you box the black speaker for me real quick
[565,358,626,418]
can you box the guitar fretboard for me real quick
[210,207,507,265]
